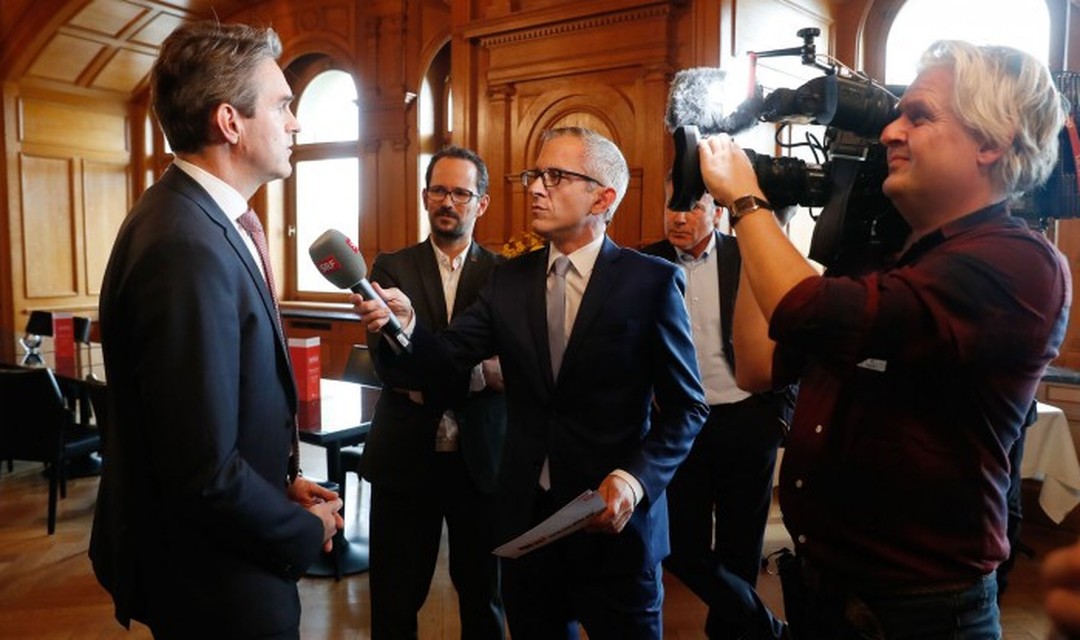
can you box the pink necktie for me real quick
[237,208,279,311]
[237,208,300,483]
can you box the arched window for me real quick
[290,67,361,294]
[885,0,1050,85]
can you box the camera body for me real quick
[668,58,908,273]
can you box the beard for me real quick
[430,208,467,240]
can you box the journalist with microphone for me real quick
[700,41,1071,638]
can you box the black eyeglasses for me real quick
[520,167,603,189]
[424,186,480,205]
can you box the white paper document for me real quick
[492,490,607,558]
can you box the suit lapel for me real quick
[716,231,740,372]
[454,243,489,320]
[165,166,296,404]
[528,248,558,388]
[560,237,619,378]
[413,242,450,330]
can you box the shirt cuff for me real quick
[610,469,643,506]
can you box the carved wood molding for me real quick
[475,5,670,49]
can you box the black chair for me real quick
[23,311,95,424]
[0,368,101,534]
[342,344,380,387]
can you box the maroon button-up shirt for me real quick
[772,202,1071,586]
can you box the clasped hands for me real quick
[288,477,344,553]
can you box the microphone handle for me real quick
[351,278,413,354]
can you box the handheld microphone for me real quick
[308,229,412,354]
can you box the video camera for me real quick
[667,28,908,273]
[668,29,1080,273]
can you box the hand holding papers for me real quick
[493,490,607,558]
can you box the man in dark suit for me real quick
[361,146,507,639]
[642,183,792,639]
[354,126,709,639]
[89,21,342,639]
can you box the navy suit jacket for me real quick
[90,166,324,635]
[401,237,709,575]
[361,240,507,493]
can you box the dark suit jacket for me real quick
[403,237,709,575]
[641,232,796,422]
[362,240,507,493]
[90,166,324,636]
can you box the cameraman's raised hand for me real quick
[698,133,763,209]
[698,134,816,320]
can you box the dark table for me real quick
[297,378,380,578]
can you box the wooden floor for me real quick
[0,444,1076,639]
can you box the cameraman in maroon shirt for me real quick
[700,41,1071,638]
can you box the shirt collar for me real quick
[429,237,472,272]
[901,201,1009,262]
[172,157,249,219]
[549,234,605,276]
[675,233,716,263]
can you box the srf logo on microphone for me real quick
[316,255,341,274]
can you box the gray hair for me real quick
[152,21,283,154]
[918,40,1067,198]
[542,127,629,222]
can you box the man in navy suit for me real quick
[90,21,342,638]
[361,146,507,639]
[354,126,709,638]
[642,183,793,639]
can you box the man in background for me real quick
[362,146,506,639]
[90,21,341,638]
[642,180,792,639]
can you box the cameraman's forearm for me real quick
[733,266,776,392]
[733,204,817,320]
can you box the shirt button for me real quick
[814,424,823,434]
[797,534,807,544]
[794,479,804,489]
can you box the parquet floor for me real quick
[0,445,1076,639]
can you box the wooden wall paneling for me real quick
[0,82,16,335]
[478,81,515,250]
[7,83,129,330]
[19,153,77,298]
[638,65,677,246]
[82,159,129,296]
[359,140,382,262]
[466,2,680,251]
[19,95,128,154]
